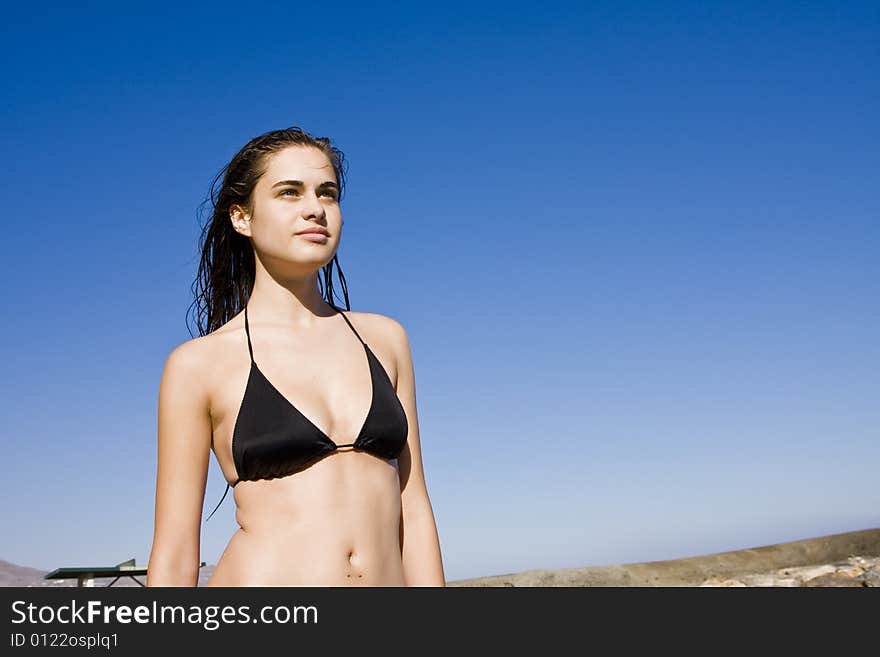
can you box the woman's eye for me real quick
[281,189,336,200]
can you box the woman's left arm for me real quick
[388,317,446,587]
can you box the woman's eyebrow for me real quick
[271,179,338,189]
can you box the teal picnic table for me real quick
[44,558,207,587]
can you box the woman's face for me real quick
[231,145,342,273]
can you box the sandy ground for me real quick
[5,527,879,587]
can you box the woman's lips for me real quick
[297,232,328,242]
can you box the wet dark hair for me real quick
[187,126,350,338]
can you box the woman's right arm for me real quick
[146,341,212,587]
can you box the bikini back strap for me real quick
[205,483,230,523]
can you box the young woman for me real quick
[146,127,445,586]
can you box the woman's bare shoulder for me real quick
[343,310,409,365]
[342,310,405,336]
[162,316,245,378]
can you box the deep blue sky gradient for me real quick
[1,1,877,581]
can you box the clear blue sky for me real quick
[1,1,877,582]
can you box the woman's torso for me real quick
[201,308,406,586]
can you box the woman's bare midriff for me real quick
[206,449,405,587]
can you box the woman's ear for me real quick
[229,205,252,237]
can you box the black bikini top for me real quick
[205,304,408,521]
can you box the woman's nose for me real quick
[302,192,325,218]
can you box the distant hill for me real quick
[0,559,51,587]
[450,527,880,586]
[0,560,214,587]
[3,528,879,587]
